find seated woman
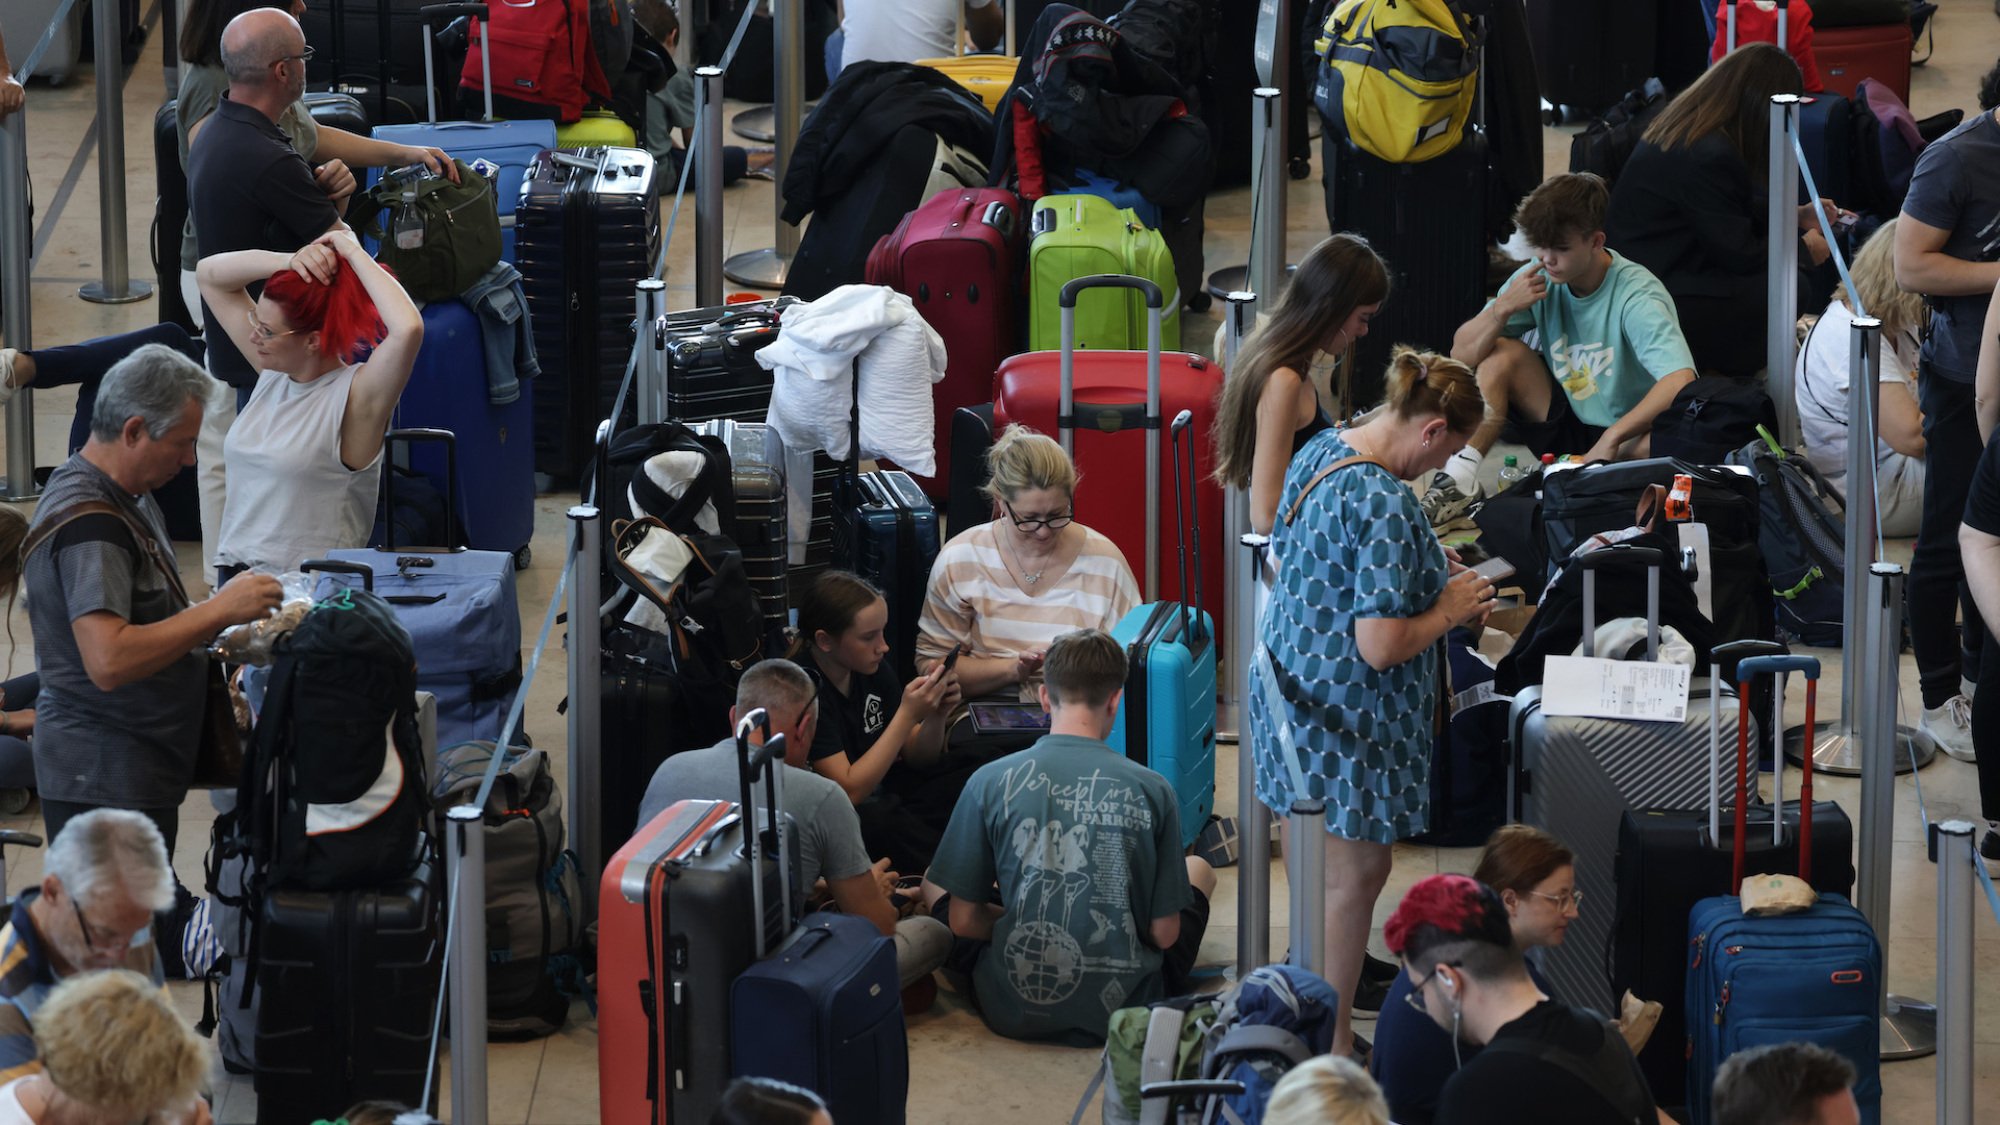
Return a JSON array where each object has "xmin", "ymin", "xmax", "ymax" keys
[
  {"xmin": 1369, "ymin": 825, "xmax": 1574, "ymax": 1125},
  {"xmin": 1605, "ymin": 43, "xmax": 1841, "ymax": 377},
  {"xmin": 1212, "ymin": 233, "xmax": 1389, "ymax": 534},
  {"xmin": 792, "ymin": 570, "xmax": 961, "ymax": 870},
  {"xmin": 1796, "ymin": 219, "xmax": 1927, "ymax": 537},
  {"xmin": 0, "ymin": 969, "xmax": 211, "ymax": 1124},
  {"xmin": 197, "ymin": 229, "xmax": 422, "ymax": 581},
  {"xmin": 914, "ymin": 424, "xmax": 1140, "ymax": 699}
]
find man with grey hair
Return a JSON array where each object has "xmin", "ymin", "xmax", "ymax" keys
[
  {"xmin": 185, "ymin": 5, "xmax": 349, "ymax": 582},
  {"xmin": 636, "ymin": 660, "xmax": 952, "ymax": 994},
  {"xmin": 23, "ymin": 344, "xmax": 280, "ymax": 857},
  {"xmin": 0, "ymin": 809, "xmax": 174, "ymax": 1082}
]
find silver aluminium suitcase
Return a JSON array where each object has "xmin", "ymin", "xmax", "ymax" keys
[{"xmin": 1507, "ymin": 543, "xmax": 1753, "ymax": 1014}]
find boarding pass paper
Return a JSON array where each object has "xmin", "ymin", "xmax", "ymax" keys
[{"xmin": 1540, "ymin": 656, "xmax": 1693, "ymax": 723}]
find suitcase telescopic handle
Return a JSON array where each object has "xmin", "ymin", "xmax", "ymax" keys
[
  {"xmin": 1708, "ymin": 639, "xmax": 1790, "ymax": 846},
  {"xmin": 381, "ymin": 428, "xmax": 462, "ymax": 554},
  {"xmin": 301, "ymin": 558, "xmax": 375, "ymax": 592},
  {"xmin": 1167, "ymin": 409, "xmax": 1206, "ymax": 640},
  {"xmin": 1726, "ymin": 654, "xmax": 1822, "ymax": 893},
  {"xmin": 1058, "ymin": 273, "xmax": 1165, "ymax": 597},
  {"xmin": 1575, "ymin": 545, "xmax": 1661, "ymax": 660},
  {"xmin": 416, "ymin": 3, "xmax": 493, "ymax": 122},
  {"xmin": 733, "ymin": 708, "xmax": 793, "ymax": 957}
]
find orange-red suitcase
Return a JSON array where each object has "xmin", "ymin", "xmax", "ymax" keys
[{"xmin": 1814, "ymin": 22, "xmax": 1912, "ymax": 101}]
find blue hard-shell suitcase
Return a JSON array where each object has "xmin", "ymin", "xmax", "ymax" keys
[
  {"xmin": 730, "ymin": 911, "xmax": 908, "ymax": 1125},
  {"xmin": 1107, "ymin": 408, "xmax": 1216, "ymax": 850},
  {"xmin": 322, "ymin": 432, "xmax": 523, "ymax": 752},
  {"xmin": 1062, "ymin": 168, "xmax": 1163, "ymax": 230},
  {"xmin": 834, "ymin": 469, "xmax": 942, "ymax": 686},
  {"xmin": 393, "ymin": 299, "xmax": 537, "ymax": 564},
  {"xmin": 1684, "ymin": 893, "xmax": 1882, "ymax": 1124}
]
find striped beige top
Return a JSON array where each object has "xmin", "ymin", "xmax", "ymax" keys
[{"xmin": 915, "ymin": 520, "xmax": 1142, "ymax": 701}]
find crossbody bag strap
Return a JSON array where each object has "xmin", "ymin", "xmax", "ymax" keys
[
  {"xmin": 1281, "ymin": 455, "xmax": 1393, "ymax": 527},
  {"xmin": 23, "ymin": 500, "xmax": 192, "ymax": 608}
]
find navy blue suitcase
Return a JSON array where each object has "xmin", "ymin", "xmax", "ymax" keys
[
  {"xmin": 730, "ymin": 911, "xmax": 908, "ymax": 1125},
  {"xmin": 392, "ymin": 300, "xmax": 537, "ymax": 565},
  {"xmin": 834, "ymin": 470, "xmax": 942, "ymax": 685},
  {"xmin": 1107, "ymin": 409, "xmax": 1216, "ymax": 850}
]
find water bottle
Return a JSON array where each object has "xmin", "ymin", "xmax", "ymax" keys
[
  {"xmin": 393, "ymin": 186, "xmax": 425, "ymax": 251},
  {"xmin": 1497, "ymin": 454, "xmax": 1525, "ymax": 489}
]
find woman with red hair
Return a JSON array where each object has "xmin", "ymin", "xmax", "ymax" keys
[{"xmin": 196, "ymin": 229, "xmax": 422, "ymax": 580}]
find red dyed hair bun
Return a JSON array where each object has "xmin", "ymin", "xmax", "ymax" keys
[
  {"xmin": 261, "ymin": 261, "xmax": 390, "ymax": 365},
  {"xmin": 1383, "ymin": 874, "xmax": 1511, "ymax": 957}
]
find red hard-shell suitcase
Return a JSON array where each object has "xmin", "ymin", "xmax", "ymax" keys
[
  {"xmin": 1813, "ymin": 22, "xmax": 1912, "ymax": 101},
  {"xmin": 992, "ymin": 276, "xmax": 1225, "ymax": 636},
  {"xmin": 598, "ymin": 719, "xmax": 797, "ymax": 1125},
  {"xmin": 866, "ymin": 186, "xmax": 1024, "ymax": 500}
]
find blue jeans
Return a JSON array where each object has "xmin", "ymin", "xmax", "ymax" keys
[{"xmin": 824, "ymin": 28, "xmax": 844, "ymax": 85}]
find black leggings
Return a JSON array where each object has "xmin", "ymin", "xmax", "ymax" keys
[
  {"xmin": 1910, "ymin": 372, "xmax": 1983, "ymax": 709},
  {"xmin": 24, "ymin": 324, "xmax": 203, "ymax": 453}
]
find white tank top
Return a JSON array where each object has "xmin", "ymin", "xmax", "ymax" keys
[{"xmin": 216, "ymin": 363, "xmax": 382, "ymax": 571}]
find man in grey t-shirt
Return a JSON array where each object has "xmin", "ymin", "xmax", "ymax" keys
[
  {"xmin": 636, "ymin": 660, "xmax": 949, "ymax": 989},
  {"xmin": 23, "ymin": 345, "xmax": 281, "ymax": 854}
]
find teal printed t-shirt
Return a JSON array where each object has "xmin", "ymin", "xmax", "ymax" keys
[
  {"xmin": 928, "ymin": 734, "xmax": 1192, "ymax": 1046},
  {"xmin": 1486, "ymin": 250, "xmax": 1696, "ymax": 427}
]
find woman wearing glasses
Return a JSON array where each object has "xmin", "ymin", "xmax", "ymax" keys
[
  {"xmin": 914, "ymin": 424, "xmax": 1140, "ymax": 700},
  {"xmin": 1369, "ymin": 825, "xmax": 1576, "ymax": 1125},
  {"xmin": 196, "ymin": 229, "xmax": 422, "ymax": 582}
]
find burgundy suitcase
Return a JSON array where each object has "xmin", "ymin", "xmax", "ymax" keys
[
  {"xmin": 992, "ymin": 275, "xmax": 1225, "ymax": 636},
  {"xmin": 1813, "ymin": 22, "xmax": 1912, "ymax": 101},
  {"xmin": 865, "ymin": 186, "xmax": 1024, "ymax": 500}
]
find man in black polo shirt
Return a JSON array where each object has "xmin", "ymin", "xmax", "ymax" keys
[{"xmin": 185, "ymin": 6, "xmax": 348, "ymax": 585}]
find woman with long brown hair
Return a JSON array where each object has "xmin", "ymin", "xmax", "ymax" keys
[
  {"xmin": 1605, "ymin": 43, "xmax": 1843, "ymax": 376},
  {"xmin": 1213, "ymin": 233, "xmax": 1389, "ymax": 534}
]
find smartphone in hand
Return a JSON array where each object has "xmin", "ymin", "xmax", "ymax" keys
[{"xmin": 1471, "ymin": 556, "xmax": 1517, "ymax": 584}]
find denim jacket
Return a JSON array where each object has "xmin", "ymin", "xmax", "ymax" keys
[{"xmin": 458, "ymin": 261, "xmax": 540, "ymax": 405}]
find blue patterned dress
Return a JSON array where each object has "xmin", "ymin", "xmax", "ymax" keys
[{"xmin": 1246, "ymin": 430, "xmax": 1447, "ymax": 843}]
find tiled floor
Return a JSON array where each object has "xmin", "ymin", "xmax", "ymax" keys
[{"xmin": 3, "ymin": 4, "xmax": 1999, "ymax": 1122}]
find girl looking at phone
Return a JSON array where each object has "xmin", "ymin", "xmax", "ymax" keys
[{"xmin": 791, "ymin": 571, "xmax": 962, "ymax": 805}]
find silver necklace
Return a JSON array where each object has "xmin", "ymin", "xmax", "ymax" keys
[{"xmin": 1006, "ymin": 529, "xmax": 1049, "ymax": 585}]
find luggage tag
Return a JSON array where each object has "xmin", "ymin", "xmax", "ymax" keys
[{"xmin": 1540, "ymin": 655, "xmax": 1693, "ymax": 723}]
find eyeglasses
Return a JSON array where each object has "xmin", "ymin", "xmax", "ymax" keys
[
  {"xmin": 1525, "ymin": 888, "xmax": 1584, "ymax": 912},
  {"xmin": 1002, "ymin": 500, "xmax": 1073, "ymax": 532},
  {"xmin": 247, "ymin": 309, "xmax": 304, "ymax": 344},
  {"xmin": 273, "ymin": 44, "xmax": 315, "ymax": 67},
  {"xmin": 1403, "ymin": 961, "xmax": 1462, "ymax": 1015},
  {"xmin": 68, "ymin": 894, "xmax": 140, "ymax": 956}
]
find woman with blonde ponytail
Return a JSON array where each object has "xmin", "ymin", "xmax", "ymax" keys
[
  {"xmin": 1246, "ymin": 348, "xmax": 1494, "ymax": 1062},
  {"xmin": 1213, "ymin": 234, "xmax": 1389, "ymax": 533}
]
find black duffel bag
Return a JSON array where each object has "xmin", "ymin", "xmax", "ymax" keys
[{"xmin": 1649, "ymin": 376, "xmax": 1778, "ymax": 465}]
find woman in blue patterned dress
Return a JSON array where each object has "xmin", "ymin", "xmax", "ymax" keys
[{"xmin": 1247, "ymin": 346, "xmax": 1493, "ymax": 1059}]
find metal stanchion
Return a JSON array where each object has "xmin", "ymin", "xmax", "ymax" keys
[
  {"xmin": 0, "ymin": 111, "xmax": 37, "ymax": 500},
  {"xmin": 1854, "ymin": 563, "xmax": 1937, "ymax": 1058},
  {"xmin": 1004, "ymin": 0, "xmax": 1016, "ymax": 56},
  {"xmin": 695, "ymin": 67, "xmax": 726, "ymax": 307},
  {"xmin": 161, "ymin": 0, "xmax": 181, "ymax": 96},
  {"xmin": 1787, "ymin": 318, "xmax": 1929, "ymax": 774},
  {"xmin": 79, "ymin": 0, "xmax": 151, "ymax": 305},
  {"xmin": 1218, "ymin": 290, "xmax": 1259, "ymax": 746},
  {"xmin": 567, "ymin": 501, "xmax": 604, "ymax": 909},
  {"xmin": 444, "ymin": 805, "xmax": 488, "ymax": 1125},
  {"xmin": 1934, "ymin": 819, "xmax": 1975, "ymax": 1124},
  {"xmin": 635, "ymin": 280, "xmax": 666, "ymax": 424},
  {"xmin": 1286, "ymin": 798, "xmax": 1324, "ymax": 978},
  {"xmin": 723, "ymin": 0, "xmax": 802, "ymax": 287},
  {"xmin": 1235, "ymin": 534, "xmax": 1272, "ymax": 980},
  {"xmin": 1764, "ymin": 94, "xmax": 1802, "ymax": 446},
  {"xmin": 1206, "ymin": 88, "xmax": 1293, "ymax": 300}
]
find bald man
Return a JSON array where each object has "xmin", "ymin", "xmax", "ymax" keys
[{"xmin": 184, "ymin": 8, "xmax": 347, "ymax": 588}]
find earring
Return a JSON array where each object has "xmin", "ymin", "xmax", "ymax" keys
[{"xmin": 1422, "ymin": 436, "xmax": 1432, "ymax": 448}]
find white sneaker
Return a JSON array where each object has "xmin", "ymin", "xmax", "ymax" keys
[
  {"xmin": 0, "ymin": 349, "xmax": 19, "ymax": 408},
  {"xmin": 1921, "ymin": 694, "xmax": 1977, "ymax": 763}
]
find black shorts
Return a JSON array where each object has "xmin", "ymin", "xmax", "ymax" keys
[
  {"xmin": 930, "ymin": 887, "xmax": 1212, "ymax": 997},
  {"xmin": 1500, "ymin": 367, "xmax": 1608, "ymax": 460}
]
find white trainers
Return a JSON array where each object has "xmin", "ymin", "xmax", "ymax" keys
[
  {"xmin": 1921, "ymin": 694, "xmax": 1977, "ymax": 763},
  {"xmin": 0, "ymin": 349, "xmax": 19, "ymax": 408},
  {"xmin": 1419, "ymin": 471, "xmax": 1483, "ymax": 528}
]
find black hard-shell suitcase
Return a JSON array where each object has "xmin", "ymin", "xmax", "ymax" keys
[
  {"xmin": 692, "ymin": 418, "xmax": 792, "ymax": 650},
  {"xmin": 1613, "ymin": 642, "xmax": 1856, "ymax": 1109},
  {"xmin": 835, "ymin": 470, "xmax": 942, "ymax": 685},
  {"xmin": 251, "ymin": 858, "xmax": 443, "ymax": 1125},
  {"xmin": 1323, "ymin": 130, "xmax": 1488, "ymax": 411},
  {"xmin": 782, "ymin": 122, "xmax": 950, "ymax": 303},
  {"xmin": 303, "ymin": 0, "xmax": 444, "ymax": 125},
  {"xmin": 1527, "ymin": 0, "xmax": 1660, "ymax": 114},
  {"xmin": 946, "ymin": 403, "xmax": 996, "ymax": 535},
  {"xmin": 517, "ymin": 145, "xmax": 661, "ymax": 482}
]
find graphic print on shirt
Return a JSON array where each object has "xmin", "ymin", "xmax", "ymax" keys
[
  {"xmin": 863, "ymin": 693, "xmax": 886, "ymax": 737},
  {"xmin": 997, "ymin": 756, "xmax": 1156, "ymax": 1015},
  {"xmin": 1550, "ymin": 335, "xmax": 1615, "ymax": 402}
]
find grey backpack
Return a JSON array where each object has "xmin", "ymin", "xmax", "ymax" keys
[{"xmin": 434, "ymin": 742, "xmax": 585, "ymax": 1038}]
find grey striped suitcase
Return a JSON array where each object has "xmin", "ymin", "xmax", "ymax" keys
[{"xmin": 1505, "ymin": 544, "xmax": 1754, "ymax": 1014}]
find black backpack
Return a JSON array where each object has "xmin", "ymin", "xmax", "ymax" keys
[
  {"xmin": 224, "ymin": 582, "xmax": 431, "ymax": 895},
  {"xmin": 1648, "ymin": 376, "xmax": 1778, "ymax": 466},
  {"xmin": 1568, "ymin": 78, "xmax": 1668, "ymax": 190},
  {"xmin": 1726, "ymin": 436, "xmax": 1846, "ymax": 647}
]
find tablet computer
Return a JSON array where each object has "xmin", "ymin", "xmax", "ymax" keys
[{"xmin": 967, "ymin": 702, "xmax": 1051, "ymax": 736}]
